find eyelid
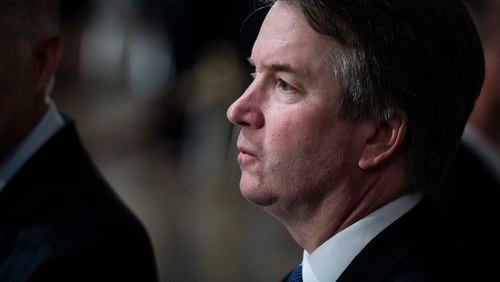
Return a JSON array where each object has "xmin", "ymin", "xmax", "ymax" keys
[
  {"xmin": 248, "ymin": 69, "xmax": 304, "ymax": 94},
  {"xmin": 277, "ymin": 78, "xmax": 299, "ymax": 93},
  {"xmin": 280, "ymin": 75, "xmax": 304, "ymax": 90}
]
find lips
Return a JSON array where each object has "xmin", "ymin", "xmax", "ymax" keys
[
  {"xmin": 236, "ymin": 133, "xmax": 259, "ymax": 164},
  {"xmin": 238, "ymin": 146, "xmax": 256, "ymax": 157},
  {"xmin": 236, "ymin": 143, "xmax": 259, "ymax": 165}
]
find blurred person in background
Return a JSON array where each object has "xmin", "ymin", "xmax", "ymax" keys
[
  {"xmin": 0, "ymin": 1, "xmax": 157, "ymax": 281},
  {"xmin": 227, "ymin": 0, "xmax": 484, "ymax": 281},
  {"xmin": 436, "ymin": 0, "xmax": 500, "ymax": 280},
  {"xmin": 51, "ymin": 0, "xmax": 296, "ymax": 280}
]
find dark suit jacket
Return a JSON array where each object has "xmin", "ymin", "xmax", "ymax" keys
[
  {"xmin": 284, "ymin": 198, "xmax": 474, "ymax": 281},
  {"xmin": 337, "ymin": 198, "xmax": 474, "ymax": 281},
  {"xmin": 0, "ymin": 122, "xmax": 158, "ymax": 282},
  {"xmin": 435, "ymin": 143, "xmax": 500, "ymax": 281}
]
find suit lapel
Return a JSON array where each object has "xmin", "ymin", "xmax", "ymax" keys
[
  {"xmin": 337, "ymin": 199, "xmax": 430, "ymax": 282},
  {"xmin": 0, "ymin": 122, "xmax": 81, "ymax": 264}
]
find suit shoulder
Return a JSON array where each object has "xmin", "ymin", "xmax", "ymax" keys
[{"xmin": 339, "ymin": 199, "xmax": 475, "ymax": 282}]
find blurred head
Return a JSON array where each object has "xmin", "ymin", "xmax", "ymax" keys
[{"xmin": 0, "ymin": 0, "xmax": 63, "ymax": 162}]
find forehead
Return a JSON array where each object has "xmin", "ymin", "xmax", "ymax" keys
[{"xmin": 251, "ymin": 1, "xmax": 337, "ymax": 74}]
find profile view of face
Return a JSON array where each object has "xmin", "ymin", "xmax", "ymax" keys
[{"xmin": 227, "ymin": 2, "xmax": 367, "ymax": 216}]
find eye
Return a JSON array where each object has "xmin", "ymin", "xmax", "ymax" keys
[{"xmin": 277, "ymin": 78, "xmax": 297, "ymax": 93}]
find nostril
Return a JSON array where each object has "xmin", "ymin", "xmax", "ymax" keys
[
  {"xmin": 227, "ymin": 104, "xmax": 253, "ymax": 127},
  {"xmin": 227, "ymin": 94, "xmax": 263, "ymax": 128},
  {"xmin": 236, "ymin": 121, "xmax": 251, "ymax": 127},
  {"xmin": 227, "ymin": 101, "xmax": 250, "ymax": 127}
]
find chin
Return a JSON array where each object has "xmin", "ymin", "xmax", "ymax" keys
[{"xmin": 240, "ymin": 178, "xmax": 278, "ymax": 207}]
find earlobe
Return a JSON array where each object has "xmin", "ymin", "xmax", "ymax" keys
[
  {"xmin": 35, "ymin": 34, "xmax": 64, "ymax": 96},
  {"xmin": 358, "ymin": 113, "xmax": 407, "ymax": 170}
]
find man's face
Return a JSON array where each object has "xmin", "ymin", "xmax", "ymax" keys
[{"xmin": 227, "ymin": 2, "xmax": 368, "ymax": 217}]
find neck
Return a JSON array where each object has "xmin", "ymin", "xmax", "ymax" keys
[{"xmin": 282, "ymin": 166, "xmax": 404, "ymax": 253}]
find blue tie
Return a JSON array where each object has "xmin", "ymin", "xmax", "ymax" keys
[{"xmin": 287, "ymin": 263, "xmax": 302, "ymax": 282}]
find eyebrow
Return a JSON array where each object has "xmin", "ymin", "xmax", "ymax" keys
[{"xmin": 247, "ymin": 57, "xmax": 306, "ymax": 77}]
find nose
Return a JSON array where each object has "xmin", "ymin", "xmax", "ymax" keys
[{"xmin": 226, "ymin": 86, "xmax": 264, "ymax": 129}]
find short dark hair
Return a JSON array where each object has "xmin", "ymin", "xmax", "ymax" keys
[
  {"xmin": 262, "ymin": 0, "xmax": 484, "ymax": 193},
  {"xmin": 0, "ymin": 0, "xmax": 59, "ymax": 40}
]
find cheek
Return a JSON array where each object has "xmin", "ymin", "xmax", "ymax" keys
[
  {"xmin": 264, "ymin": 109, "xmax": 346, "ymax": 174},
  {"xmin": 262, "ymin": 129, "xmax": 347, "ymax": 200}
]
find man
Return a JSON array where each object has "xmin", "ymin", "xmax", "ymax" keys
[
  {"xmin": 436, "ymin": 0, "xmax": 500, "ymax": 280},
  {"xmin": 227, "ymin": 0, "xmax": 484, "ymax": 281},
  {"xmin": 0, "ymin": 1, "xmax": 158, "ymax": 281}
]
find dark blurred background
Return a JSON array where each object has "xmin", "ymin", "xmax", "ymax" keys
[{"xmin": 55, "ymin": 1, "xmax": 300, "ymax": 281}]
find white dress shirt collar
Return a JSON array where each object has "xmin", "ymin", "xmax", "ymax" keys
[
  {"xmin": 0, "ymin": 101, "xmax": 65, "ymax": 192},
  {"xmin": 302, "ymin": 191, "xmax": 423, "ymax": 282},
  {"xmin": 462, "ymin": 125, "xmax": 500, "ymax": 183}
]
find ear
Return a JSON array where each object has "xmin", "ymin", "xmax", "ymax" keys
[
  {"xmin": 34, "ymin": 34, "xmax": 64, "ymax": 96},
  {"xmin": 358, "ymin": 113, "xmax": 407, "ymax": 170}
]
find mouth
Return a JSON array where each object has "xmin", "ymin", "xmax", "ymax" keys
[
  {"xmin": 238, "ymin": 147, "xmax": 255, "ymax": 157},
  {"xmin": 237, "ymin": 145, "xmax": 258, "ymax": 164}
]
